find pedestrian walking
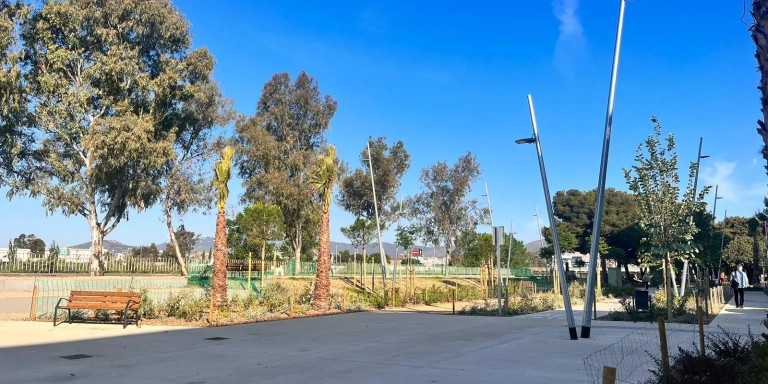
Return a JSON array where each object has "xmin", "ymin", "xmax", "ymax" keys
[{"xmin": 731, "ymin": 264, "xmax": 749, "ymax": 308}]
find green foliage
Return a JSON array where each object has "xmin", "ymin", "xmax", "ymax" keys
[
  {"xmin": 601, "ymin": 284, "xmax": 634, "ymax": 298},
  {"xmin": 644, "ymin": 328, "xmax": 768, "ymax": 384},
  {"xmin": 236, "ymin": 203, "xmax": 285, "ymax": 249},
  {"xmin": 395, "ymin": 224, "xmax": 418, "ymax": 253},
  {"xmin": 3, "ymin": 0, "xmax": 222, "ymax": 274},
  {"xmin": 12, "ymin": 233, "xmax": 45, "ymax": 257},
  {"xmin": 340, "ymin": 218, "xmax": 376, "ymax": 254},
  {"xmin": 459, "ymin": 232, "xmax": 494, "ymax": 267},
  {"xmin": 236, "ymin": 72, "xmax": 336, "ymax": 268},
  {"xmin": 400, "ymin": 257, "xmax": 422, "ymax": 265},
  {"xmin": 261, "ymin": 283, "xmax": 290, "ymax": 313},
  {"xmin": 623, "ymin": 117, "xmax": 708, "ymax": 266},
  {"xmin": 410, "ymin": 152, "xmax": 483, "ymax": 251},
  {"xmin": 338, "ymin": 137, "xmax": 410, "ymax": 224},
  {"xmin": 724, "ymin": 235, "xmax": 755, "ymax": 267},
  {"xmin": 540, "ymin": 224, "xmax": 579, "ymax": 260}
]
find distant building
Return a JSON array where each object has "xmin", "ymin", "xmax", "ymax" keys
[
  {"xmin": 58, "ymin": 248, "xmax": 92, "ymax": 263},
  {"xmin": 0, "ymin": 248, "xmax": 33, "ymax": 262}
]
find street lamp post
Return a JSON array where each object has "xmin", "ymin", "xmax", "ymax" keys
[
  {"xmin": 680, "ymin": 138, "xmax": 709, "ymax": 296},
  {"xmin": 516, "ymin": 94, "xmax": 578, "ymax": 340},
  {"xmin": 711, "ymin": 185, "xmax": 723, "ymax": 277},
  {"xmin": 582, "ymin": 0, "xmax": 627, "ymax": 339}
]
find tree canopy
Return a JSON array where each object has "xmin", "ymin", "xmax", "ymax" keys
[
  {"xmin": 236, "ymin": 71, "xmax": 336, "ymax": 273},
  {"xmin": 2, "ymin": 0, "xmax": 224, "ymax": 275}
]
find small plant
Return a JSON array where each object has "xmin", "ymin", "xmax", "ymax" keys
[{"xmin": 261, "ymin": 283, "xmax": 290, "ymax": 313}]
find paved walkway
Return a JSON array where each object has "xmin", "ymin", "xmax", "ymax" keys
[{"xmin": 0, "ymin": 292, "xmax": 765, "ymax": 384}]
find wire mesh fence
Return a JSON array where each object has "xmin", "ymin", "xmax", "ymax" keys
[
  {"xmin": 584, "ymin": 287, "xmax": 763, "ymax": 384},
  {"xmin": 32, "ymin": 277, "xmax": 191, "ymax": 318}
]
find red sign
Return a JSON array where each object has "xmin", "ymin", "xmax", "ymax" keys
[{"xmin": 411, "ymin": 248, "xmax": 422, "ymax": 257}]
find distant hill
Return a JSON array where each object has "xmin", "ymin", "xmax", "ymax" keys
[
  {"xmin": 72, "ymin": 236, "xmax": 216, "ymax": 254},
  {"xmin": 524, "ymin": 239, "xmax": 546, "ymax": 254},
  {"xmin": 71, "ymin": 239, "xmax": 135, "ymax": 254},
  {"xmin": 329, "ymin": 241, "xmax": 448, "ymax": 259}
]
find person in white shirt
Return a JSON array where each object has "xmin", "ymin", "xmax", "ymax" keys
[{"xmin": 731, "ymin": 264, "xmax": 749, "ymax": 308}]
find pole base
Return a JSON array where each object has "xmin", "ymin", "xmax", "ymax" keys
[
  {"xmin": 581, "ymin": 326, "xmax": 591, "ymax": 338},
  {"xmin": 569, "ymin": 327, "xmax": 578, "ymax": 340}
]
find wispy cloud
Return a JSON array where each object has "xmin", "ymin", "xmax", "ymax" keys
[
  {"xmin": 552, "ymin": 0, "xmax": 587, "ymax": 75},
  {"xmin": 700, "ymin": 160, "xmax": 766, "ymax": 214}
]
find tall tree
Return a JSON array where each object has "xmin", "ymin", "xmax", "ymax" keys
[
  {"xmin": 311, "ymin": 146, "xmax": 338, "ymax": 310},
  {"xmin": 0, "ymin": 1, "xmax": 30, "ymax": 184},
  {"xmin": 236, "ymin": 72, "xmax": 337, "ymax": 274},
  {"xmin": 161, "ymin": 75, "xmax": 231, "ymax": 277},
  {"xmin": 212, "ymin": 146, "xmax": 234, "ymax": 309},
  {"xmin": 338, "ymin": 137, "xmax": 410, "ymax": 223},
  {"xmin": 3, "ymin": 0, "xmax": 218, "ymax": 275},
  {"xmin": 410, "ymin": 152, "xmax": 484, "ymax": 267},
  {"xmin": 236, "ymin": 203, "xmax": 285, "ymax": 269},
  {"xmin": 623, "ymin": 117, "xmax": 708, "ymax": 318}
]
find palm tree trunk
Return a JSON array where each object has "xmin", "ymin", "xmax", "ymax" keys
[
  {"xmin": 212, "ymin": 209, "xmax": 228, "ymax": 309},
  {"xmin": 752, "ymin": 1, "xmax": 768, "ymax": 166},
  {"xmin": 164, "ymin": 197, "xmax": 189, "ymax": 277},
  {"xmin": 313, "ymin": 209, "xmax": 331, "ymax": 310}
]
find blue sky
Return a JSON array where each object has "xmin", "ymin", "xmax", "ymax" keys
[{"xmin": 2, "ymin": 0, "xmax": 766, "ymax": 249}]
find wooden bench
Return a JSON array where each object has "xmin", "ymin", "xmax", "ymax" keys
[
  {"xmin": 54, "ymin": 290, "xmax": 142, "ymax": 328},
  {"xmin": 199, "ymin": 262, "xmax": 267, "ymax": 278}
]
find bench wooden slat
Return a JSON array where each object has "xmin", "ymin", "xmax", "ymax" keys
[
  {"xmin": 69, "ymin": 291, "xmax": 141, "ymax": 297},
  {"xmin": 69, "ymin": 296, "xmax": 140, "ymax": 304},
  {"xmin": 61, "ymin": 303, "xmax": 140, "ymax": 311}
]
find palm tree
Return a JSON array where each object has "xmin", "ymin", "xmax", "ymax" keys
[
  {"xmin": 212, "ymin": 146, "xmax": 234, "ymax": 309},
  {"xmin": 311, "ymin": 146, "xmax": 338, "ymax": 310},
  {"xmin": 753, "ymin": 1, "xmax": 768, "ymax": 172}
]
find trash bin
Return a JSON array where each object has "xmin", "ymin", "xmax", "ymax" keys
[{"xmin": 634, "ymin": 289, "xmax": 649, "ymax": 310}]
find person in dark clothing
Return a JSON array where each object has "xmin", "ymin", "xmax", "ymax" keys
[{"xmin": 731, "ymin": 264, "xmax": 749, "ymax": 308}]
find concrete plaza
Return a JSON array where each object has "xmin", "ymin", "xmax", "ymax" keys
[{"xmin": 0, "ymin": 292, "xmax": 766, "ymax": 384}]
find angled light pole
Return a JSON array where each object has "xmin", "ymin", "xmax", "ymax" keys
[
  {"xmin": 710, "ymin": 185, "xmax": 722, "ymax": 278},
  {"xmin": 680, "ymin": 138, "xmax": 708, "ymax": 296},
  {"xmin": 716, "ymin": 210, "xmax": 728, "ymax": 287},
  {"xmin": 367, "ymin": 141, "xmax": 388, "ymax": 288},
  {"xmin": 581, "ymin": 0, "xmax": 627, "ymax": 339},
  {"xmin": 516, "ymin": 94, "xmax": 577, "ymax": 340}
]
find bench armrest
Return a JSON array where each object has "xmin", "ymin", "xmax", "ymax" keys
[{"xmin": 55, "ymin": 297, "xmax": 70, "ymax": 308}]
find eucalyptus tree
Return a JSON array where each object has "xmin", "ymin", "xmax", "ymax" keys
[
  {"xmin": 410, "ymin": 152, "xmax": 484, "ymax": 267},
  {"xmin": 623, "ymin": 117, "xmax": 708, "ymax": 318},
  {"xmin": 0, "ymin": 1, "xmax": 29, "ymax": 183},
  {"xmin": 751, "ymin": 1, "xmax": 768, "ymax": 174},
  {"xmin": 161, "ymin": 79, "xmax": 231, "ymax": 276},
  {"xmin": 3, "ymin": 0, "xmax": 219, "ymax": 275},
  {"xmin": 338, "ymin": 137, "xmax": 410, "ymax": 267},
  {"xmin": 236, "ymin": 72, "xmax": 337, "ymax": 274}
]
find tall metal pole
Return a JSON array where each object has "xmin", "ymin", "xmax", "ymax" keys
[
  {"xmin": 393, "ymin": 197, "xmax": 402, "ymax": 287},
  {"xmin": 484, "ymin": 182, "xmax": 494, "ymax": 227},
  {"xmin": 495, "ymin": 226, "xmax": 504, "ymax": 316},
  {"xmin": 716, "ymin": 210, "xmax": 727, "ymax": 284},
  {"xmin": 534, "ymin": 206, "xmax": 549, "ymax": 285},
  {"xmin": 581, "ymin": 0, "xmax": 627, "ymax": 338},
  {"xmin": 507, "ymin": 221, "xmax": 514, "ymax": 278},
  {"xmin": 527, "ymin": 94, "xmax": 578, "ymax": 340},
  {"xmin": 681, "ymin": 137, "xmax": 705, "ymax": 296},
  {"xmin": 367, "ymin": 141, "xmax": 388, "ymax": 287}
]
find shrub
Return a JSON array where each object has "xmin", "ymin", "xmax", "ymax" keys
[
  {"xmin": 261, "ymin": 283, "xmax": 290, "ymax": 313},
  {"xmin": 602, "ymin": 284, "xmax": 634, "ymax": 298}
]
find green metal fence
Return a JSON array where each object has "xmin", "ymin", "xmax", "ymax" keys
[{"xmin": 1, "ymin": 257, "xmax": 183, "ymax": 274}]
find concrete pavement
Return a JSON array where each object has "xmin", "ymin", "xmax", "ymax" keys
[{"xmin": 0, "ymin": 292, "xmax": 765, "ymax": 384}]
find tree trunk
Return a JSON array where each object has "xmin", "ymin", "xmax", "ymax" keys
[
  {"xmin": 88, "ymin": 220, "xmax": 105, "ymax": 276},
  {"xmin": 165, "ymin": 198, "xmax": 189, "ymax": 277},
  {"xmin": 600, "ymin": 256, "xmax": 608, "ymax": 286},
  {"xmin": 313, "ymin": 209, "xmax": 331, "ymax": 310},
  {"xmin": 212, "ymin": 209, "xmax": 228, "ymax": 309},
  {"xmin": 361, "ymin": 234, "xmax": 368, "ymax": 289},
  {"xmin": 665, "ymin": 252, "xmax": 673, "ymax": 320},
  {"xmin": 261, "ymin": 240, "xmax": 267, "ymax": 272},
  {"xmin": 293, "ymin": 223, "xmax": 302, "ymax": 275}
]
